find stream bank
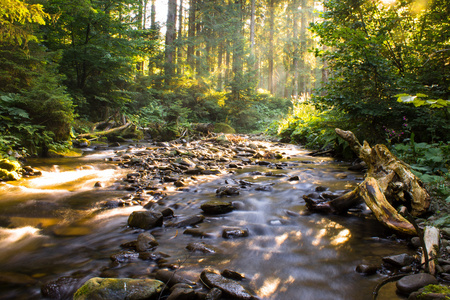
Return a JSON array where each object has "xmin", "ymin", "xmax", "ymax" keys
[{"xmin": 0, "ymin": 134, "xmax": 443, "ymax": 299}]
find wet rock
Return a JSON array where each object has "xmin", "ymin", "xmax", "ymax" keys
[
  {"xmin": 136, "ymin": 232, "xmax": 159, "ymax": 252},
  {"xmin": 315, "ymin": 186, "xmax": 327, "ymax": 192},
  {"xmin": 156, "ymin": 206, "xmax": 175, "ymax": 218},
  {"xmin": 127, "ymin": 211, "xmax": 163, "ymax": 229},
  {"xmin": 221, "ymin": 269, "xmax": 245, "ymax": 281},
  {"xmin": 355, "ymin": 264, "xmax": 378, "ymax": 275},
  {"xmin": 41, "ymin": 275, "xmax": 84, "ymax": 299},
  {"xmin": 396, "ymin": 273, "xmax": 438, "ymax": 295},
  {"xmin": 255, "ymin": 185, "xmax": 273, "ymax": 191},
  {"xmin": 205, "ymin": 287, "xmax": 222, "ymax": 300},
  {"xmin": 94, "ymin": 181, "xmax": 103, "ymax": 188},
  {"xmin": 288, "ymin": 175, "xmax": 300, "ymax": 181},
  {"xmin": 167, "ymin": 287, "xmax": 196, "ymax": 300},
  {"xmin": 73, "ymin": 277, "xmax": 164, "ymax": 300},
  {"xmin": 186, "ymin": 242, "xmax": 216, "ymax": 253},
  {"xmin": 410, "ymin": 237, "xmax": 422, "ymax": 249},
  {"xmin": 409, "ymin": 288, "xmax": 450, "ymax": 300},
  {"xmin": 167, "ymin": 215, "xmax": 205, "ymax": 228},
  {"xmin": 216, "ymin": 186, "xmax": 240, "ymax": 196},
  {"xmin": 201, "ymin": 201, "xmax": 234, "ymax": 215},
  {"xmin": 155, "ymin": 270, "xmax": 196, "ymax": 288},
  {"xmin": 110, "ymin": 251, "xmax": 139, "ymax": 263},
  {"xmin": 120, "ymin": 240, "xmax": 137, "ymax": 250},
  {"xmin": 184, "ymin": 229, "xmax": 214, "ymax": 238},
  {"xmin": 222, "ymin": 228, "xmax": 249, "ymax": 239},
  {"xmin": 382, "ymin": 253, "xmax": 415, "ymax": 268},
  {"xmin": 200, "ymin": 270, "xmax": 255, "ymax": 300}
]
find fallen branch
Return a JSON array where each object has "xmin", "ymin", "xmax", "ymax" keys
[{"xmin": 77, "ymin": 122, "xmax": 132, "ymax": 139}]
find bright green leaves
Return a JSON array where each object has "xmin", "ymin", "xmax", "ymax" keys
[
  {"xmin": 396, "ymin": 93, "xmax": 450, "ymax": 108},
  {"xmin": 0, "ymin": 0, "xmax": 49, "ymax": 46}
]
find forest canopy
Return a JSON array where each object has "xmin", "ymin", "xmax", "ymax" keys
[{"xmin": 0, "ymin": 0, "xmax": 448, "ymax": 160}]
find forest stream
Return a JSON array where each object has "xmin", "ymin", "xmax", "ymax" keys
[{"xmin": 0, "ymin": 136, "xmax": 414, "ymax": 299}]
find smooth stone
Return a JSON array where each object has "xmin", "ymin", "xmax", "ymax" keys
[
  {"xmin": 216, "ymin": 186, "xmax": 240, "ymax": 196},
  {"xmin": 355, "ymin": 264, "xmax": 378, "ymax": 275},
  {"xmin": 382, "ymin": 253, "xmax": 415, "ymax": 267},
  {"xmin": 396, "ymin": 273, "xmax": 438, "ymax": 295},
  {"xmin": 200, "ymin": 270, "xmax": 254, "ymax": 300},
  {"xmin": 127, "ymin": 211, "xmax": 163, "ymax": 229},
  {"xmin": 201, "ymin": 201, "xmax": 234, "ymax": 215},
  {"xmin": 186, "ymin": 242, "xmax": 216, "ymax": 253},
  {"xmin": 222, "ymin": 228, "xmax": 249, "ymax": 239},
  {"xmin": 221, "ymin": 269, "xmax": 245, "ymax": 281},
  {"xmin": 136, "ymin": 232, "xmax": 159, "ymax": 252},
  {"xmin": 205, "ymin": 287, "xmax": 222, "ymax": 300},
  {"xmin": 73, "ymin": 277, "xmax": 164, "ymax": 300}
]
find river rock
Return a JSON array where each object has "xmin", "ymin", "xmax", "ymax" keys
[
  {"xmin": 216, "ymin": 186, "xmax": 240, "ymax": 196},
  {"xmin": 73, "ymin": 277, "xmax": 164, "ymax": 300},
  {"xmin": 136, "ymin": 232, "xmax": 159, "ymax": 252},
  {"xmin": 409, "ymin": 286, "xmax": 450, "ymax": 300},
  {"xmin": 41, "ymin": 275, "xmax": 83, "ymax": 299},
  {"xmin": 201, "ymin": 201, "xmax": 234, "ymax": 214},
  {"xmin": 184, "ymin": 229, "xmax": 214, "ymax": 238},
  {"xmin": 200, "ymin": 270, "xmax": 255, "ymax": 300},
  {"xmin": 396, "ymin": 273, "xmax": 438, "ymax": 295},
  {"xmin": 382, "ymin": 253, "xmax": 415, "ymax": 267},
  {"xmin": 110, "ymin": 251, "xmax": 139, "ymax": 263},
  {"xmin": 127, "ymin": 211, "xmax": 163, "ymax": 229},
  {"xmin": 186, "ymin": 242, "xmax": 216, "ymax": 253},
  {"xmin": 355, "ymin": 264, "xmax": 378, "ymax": 275},
  {"xmin": 222, "ymin": 228, "xmax": 249, "ymax": 239},
  {"xmin": 205, "ymin": 287, "xmax": 223, "ymax": 300},
  {"xmin": 221, "ymin": 269, "xmax": 245, "ymax": 281}
]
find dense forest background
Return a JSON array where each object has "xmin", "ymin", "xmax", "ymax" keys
[{"xmin": 0, "ymin": 0, "xmax": 449, "ymax": 191}]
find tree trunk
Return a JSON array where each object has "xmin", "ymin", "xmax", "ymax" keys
[
  {"xmin": 187, "ymin": 0, "xmax": 196, "ymax": 72},
  {"xmin": 176, "ymin": 0, "xmax": 183, "ymax": 75},
  {"xmin": 165, "ymin": 0, "xmax": 177, "ymax": 81},
  {"xmin": 308, "ymin": 128, "xmax": 431, "ymax": 236},
  {"xmin": 268, "ymin": 0, "xmax": 275, "ymax": 94}
]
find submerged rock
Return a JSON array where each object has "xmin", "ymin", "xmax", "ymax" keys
[
  {"xmin": 382, "ymin": 253, "xmax": 415, "ymax": 268},
  {"xmin": 200, "ymin": 270, "xmax": 255, "ymax": 300},
  {"xmin": 186, "ymin": 242, "xmax": 216, "ymax": 253},
  {"xmin": 136, "ymin": 232, "xmax": 159, "ymax": 252},
  {"xmin": 73, "ymin": 277, "xmax": 164, "ymax": 300}
]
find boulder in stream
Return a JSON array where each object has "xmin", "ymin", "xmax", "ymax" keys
[
  {"xmin": 127, "ymin": 211, "xmax": 163, "ymax": 229},
  {"xmin": 200, "ymin": 270, "xmax": 256, "ymax": 300},
  {"xmin": 73, "ymin": 277, "xmax": 164, "ymax": 300},
  {"xmin": 396, "ymin": 273, "xmax": 438, "ymax": 295},
  {"xmin": 201, "ymin": 201, "xmax": 234, "ymax": 215}
]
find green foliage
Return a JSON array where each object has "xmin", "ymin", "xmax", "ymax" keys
[{"xmin": 310, "ymin": 0, "xmax": 450, "ymax": 143}]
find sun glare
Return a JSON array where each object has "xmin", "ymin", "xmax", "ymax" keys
[{"xmin": 380, "ymin": 0, "xmax": 396, "ymax": 5}]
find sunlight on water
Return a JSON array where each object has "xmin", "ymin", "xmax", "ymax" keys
[{"xmin": 0, "ymin": 226, "xmax": 47, "ymax": 263}]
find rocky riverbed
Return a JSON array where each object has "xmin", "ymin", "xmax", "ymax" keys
[{"xmin": 2, "ymin": 133, "xmax": 450, "ymax": 299}]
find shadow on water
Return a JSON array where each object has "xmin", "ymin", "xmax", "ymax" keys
[{"xmin": 0, "ymin": 143, "xmax": 410, "ymax": 299}]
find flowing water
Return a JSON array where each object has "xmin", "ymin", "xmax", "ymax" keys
[{"xmin": 0, "ymin": 142, "xmax": 411, "ymax": 299}]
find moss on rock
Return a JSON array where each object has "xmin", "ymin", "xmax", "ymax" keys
[
  {"xmin": 0, "ymin": 159, "xmax": 21, "ymax": 181},
  {"xmin": 214, "ymin": 123, "xmax": 236, "ymax": 134}
]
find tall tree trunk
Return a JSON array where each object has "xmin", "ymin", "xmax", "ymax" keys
[
  {"xmin": 299, "ymin": 0, "xmax": 307, "ymax": 94},
  {"xmin": 292, "ymin": 0, "xmax": 300, "ymax": 99},
  {"xmin": 268, "ymin": 0, "xmax": 275, "ymax": 94},
  {"xmin": 150, "ymin": 0, "xmax": 156, "ymax": 30},
  {"xmin": 217, "ymin": 41, "xmax": 224, "ymax": 90},
  {"xmin": 187, "ymin": 0, "xmax": 196, "ymax": 72},
  {"xmin": 165, "ymin": 0, "xmax": 177, "ymax": 81},
  {"xmin": 250, "ymin": 0, "xmax": 255, "ymax": 53},
  {"xmin": 176, "ymin": 0, "xmax": 183, "ymax": 74}
]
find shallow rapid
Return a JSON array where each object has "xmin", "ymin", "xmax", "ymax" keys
[{"xmin": 0, "ymin": 140, "xmax": 410, "ymax": 299}]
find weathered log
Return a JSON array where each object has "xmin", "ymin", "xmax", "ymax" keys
[
  {"xmin": 309, "ymin": 128, "xmax": 431, "ymax": 235},
  {"xmin": 77, "ymin": 122, "xmax": 132, "ymax": 139},
  {"xmin": 422, "ymin": 226, "xmax": 440, "ymax": 275}
]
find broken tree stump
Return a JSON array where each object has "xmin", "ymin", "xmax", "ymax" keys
[{"xmin": 309, "ymin": 128, "xmax": 431, "ymax": 235}]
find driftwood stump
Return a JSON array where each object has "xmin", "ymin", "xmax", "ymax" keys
[{"xmin": 309, "ymin": 128, "xmax": 431, "ymax": 235}]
